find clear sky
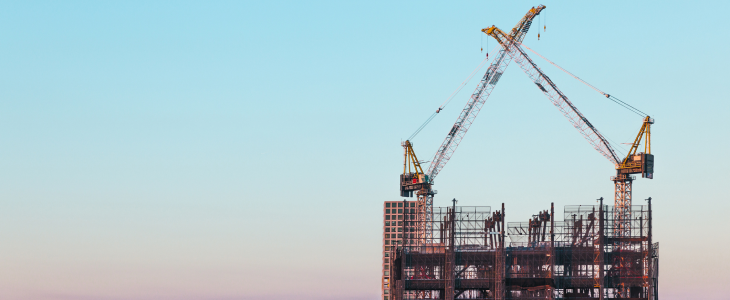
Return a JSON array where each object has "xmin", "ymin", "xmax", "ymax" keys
[{"xmin": 1, "ymin": 1, "xmax": 728, "ymax": 300}]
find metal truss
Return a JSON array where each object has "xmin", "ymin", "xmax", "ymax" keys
[
  {"xmin": 391, "ymin": 203, "xmax": 657, "ymax": 300},
  {"xmin": 426, "ymin": 6, "xmax": 544, "ymax": 183},
  {"xmin": 486, "ymin": 26, "xmax": 620, "ymax": 166},
  {"xmin": 426, "ymin": 46, "xmax": 513, "ymax": 183},
  {"xmin": 612, "ymin": 177, "xmax": 633, "ymax": 246}
]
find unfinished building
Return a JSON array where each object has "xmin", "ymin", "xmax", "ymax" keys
[{"xmin": 387, "ymin": 199, "xmax": 658, "ymax": 300}]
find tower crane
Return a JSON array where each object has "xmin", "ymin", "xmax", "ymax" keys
[
  {"xmin": 484, "ymin": 22, "xmax": 654, "ymax": 297},
  {"xmin": 400, "ymin": 5, "xmax": 546, "ymax": 244},
  {"xmin": 483, "ymin": 24, "xmax": 654, "ymax": 240}
]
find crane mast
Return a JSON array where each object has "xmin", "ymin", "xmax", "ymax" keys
[{"xmin": 402, "ymin": 5, "xmax": 546, "ymax": 246}]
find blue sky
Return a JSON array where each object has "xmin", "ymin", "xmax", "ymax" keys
[{"xmin": 1, "ymin": 1, "xmax": 728, "ymax": 299}]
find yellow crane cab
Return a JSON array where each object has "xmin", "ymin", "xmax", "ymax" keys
[
  {"xmin": 400, "ymin": 140, "xmax": 431, "ymax": 197},
  {"xmin": 616, "ymin": 117, "xmax": 654, "ymax": 179}
]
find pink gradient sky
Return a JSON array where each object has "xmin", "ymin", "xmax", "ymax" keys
[{"xmin": 1, "ymin": 1, "xmax": 728, "ymax": 299}]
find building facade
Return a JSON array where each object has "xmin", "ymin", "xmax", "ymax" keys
[{"xmin": 383, "ymin": 200, "xmax": 416, "ymax": 300}]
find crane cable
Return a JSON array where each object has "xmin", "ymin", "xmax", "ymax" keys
[
  {"xmin": 512, "ymin": 40, "xmax": 644, "ymax": 156},
  {"xmin": 516, "ymin": 41, "xmax": 649, "ymax": 117},
  {"xmin": 510, "ymin": 40, "xmax": 644, "ymax": 156},
  {"xmin": 408, "ymin": 45, "xmax": 499, "ymax": 141}
]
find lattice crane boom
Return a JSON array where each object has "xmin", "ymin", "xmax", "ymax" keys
[
  {"xmin": 486, "ymin": 25, "xmax": 656, "ymax": 297},
  {"xmin": 484, "ymin": 25, "xmax": 621, "ymax": 166},
  {"xmin": 425, "ymin": 5, "xmax": 546, "ymax": 182},
  {"xmin": 402, "ymin": 6, "xmax": 546, "ymax": 248}
]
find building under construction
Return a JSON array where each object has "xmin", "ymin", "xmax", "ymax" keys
[
  {"xmin": 386, "ymin": 199, "xmax": 658, "ymax": 300},
  {"xmin": 388, "ymin": 4, "xmax": 660, "ymax": 300}
]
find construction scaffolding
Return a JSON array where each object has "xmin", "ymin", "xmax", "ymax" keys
[{"xmin": 388, "ymin": 200, "xmax": 658, "ymax": 300}]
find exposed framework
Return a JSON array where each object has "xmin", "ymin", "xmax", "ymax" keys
[
  {"xmin": 389, "ymin": 201, "xmax": 658, "ymax": 300},
  {"xmin": 390, "ymin": 205, "xmax": 504, "ymax": 300}
]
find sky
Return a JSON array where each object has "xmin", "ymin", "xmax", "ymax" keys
[{"xmin": 0, "ymin": 1, "xmax": 728, "ymax": 299}]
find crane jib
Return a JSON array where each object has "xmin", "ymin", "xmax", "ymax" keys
[
  {"xmin": 426, "ymin": 49, "xmax": 513, "ymax": 180},
  {"xmin": 403, "ymin": 4, "xmax": 547, "ymax": 251},
  {"xmin": 426, "ymin": 6, "xmax": 545, "ymax": 182},
  {"xmin": 491, "ymin": 27, "xmax": 621, "ymax": 165}
]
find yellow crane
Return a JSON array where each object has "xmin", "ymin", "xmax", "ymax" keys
[
  {"xmin": 400, "ymin": 5, "xmax": 546, "ymax": 249},
  {"xmin": 484, "ymin": 24, "xmax": 654, "ymax": 201},
  {"xmin": 484, "ymin": 21, "xmax": 654, "ymax": 298}
]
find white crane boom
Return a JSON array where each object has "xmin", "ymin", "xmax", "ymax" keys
[{"xmin": 411, "ymin": 6, "xmax": 546, "ymax": 245}]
